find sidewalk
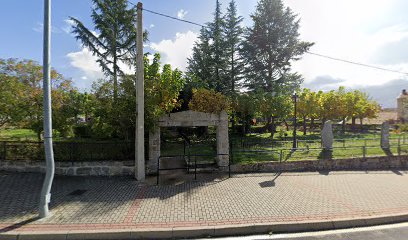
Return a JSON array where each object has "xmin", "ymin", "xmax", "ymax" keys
[{"xmin": 1, "ymin": 170, "xmax": 408, "ymax": 239}]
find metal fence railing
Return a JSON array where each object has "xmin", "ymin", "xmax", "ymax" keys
[
  {"xmin": 0, "ymin": 141, "xmax": 134, "ymax": 162},
  {"xmin": 232, "ymin": 135, "xmax": 408, "ymax": 151},
  {"xmin": 230, "ymin": 144, "xmax": 408, "ymax": 164},
  {"xmin": 156, "ymin": 153, "xmax": 230, "ymax": 185}
]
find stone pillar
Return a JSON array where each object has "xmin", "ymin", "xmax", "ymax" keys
[
  {"xmin": 381, "ymin": 122, "xmax": 390, "ymax": 149},
  {"xmin": 148, "ymin": 129, "xmax": 160, "ymax": 174},
  {"xmin": 216, "ymin": 111, "xmax": 229, "ymax": 168},
  {"xmin": 397, "ymin": 90, "xmax": 408, "ymax": 122},
  {"xmin": 321, "ymin": 120, "xmax": 333, "ymax": 150}
]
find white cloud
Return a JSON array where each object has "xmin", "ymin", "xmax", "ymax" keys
[
  {"xmin": 177, "ymin": 9, "xmax": 188, "ymax": 19},
  {"xmin": 149, "ymin": 24, "xmax": 155, "ymax": 29},
  {"xmin": 284, "ymin": 0, "xmax": 408, "ymax": 90},
  {"xmin": 67, "ymin": 48, "xmax": 104, "ymax": 82},
  {"xmin": 62, "ymin": 19, "xmax": 75, "ymax": 34},
  {"xmin": 67, "ymin": 46, "xmax": 135, "ymax": 84},
  {"xmin": 150, "ymin": 31, "xmax": 198, "ymax": 71}
]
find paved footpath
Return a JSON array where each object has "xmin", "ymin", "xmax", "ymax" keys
[{"xmin": 1, "ymin": 170, "xmax": 408, "ymax": 239}]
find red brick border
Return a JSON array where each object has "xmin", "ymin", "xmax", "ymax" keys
[
  {"xmin": 123, "ymin": 186, "xmax": 146, "ymax": 223},
  {"xmin": 1, "ymin": 208, "xmax": 408, "ymax": 233}
]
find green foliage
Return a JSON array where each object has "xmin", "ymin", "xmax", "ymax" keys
[
  {"xmin": 297, "ymin": 88, "xmax": 320, "ymax": 119},
  {"xmin": 88, "ymin": 53, "xmax": 185, "ymax": 138},
  {"xmin": 145, "ymin": 53, "xmax": 186, "ymax": 130},
  {"xmin": 223, "ymin": 0, "xmax": 244, "ymax": 96},
  {"xmin": 296, "ymin": 87, "xmax": 381, "ymax": 132},
  {"xmin": 188, "ymin": 0, "xmax": 232, "ymax": 95},
  {"xmin": 0, "ymin": 73, "xmax": 25, "ymax": 128},
  {"xmin": 241, "ymin": 0, "xmax": 313, "ymax": 93},
  {"xmin": 256, "ymin": 92, "xmax": 293, "ymax": 120},
  {"xmin": 70, "ymin": 0, "xmax": 146, "ymax": 100},
  {"xmin": 188, "ymin": 88, "xmax": 230, "ymax": 114},
  {"xmin": 0, "ymin": 58, "xmax": 75, "ymax": 140}
]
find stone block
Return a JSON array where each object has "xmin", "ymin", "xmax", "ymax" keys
[
  {"xmin": 321, "ymin": 121, "xmax": 333, "ymax": 150},
  {"xmin": 67, "ymin": 168, "xmax": 76, "ymax": 176},
  {"xmin": 122, "ymin": 167, "xmax": 134, "ymax": 175}
]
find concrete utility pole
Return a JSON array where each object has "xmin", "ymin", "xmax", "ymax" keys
[
  {"xmin": 135, "ymin": 2, "xmax": 145, "ymax": 181},
  {"xmin": 39, "ymin": 0, "xmax": 55, "ymax": 218}
]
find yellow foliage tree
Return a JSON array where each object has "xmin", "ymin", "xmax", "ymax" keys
[{"xmin": 188, "ymin": 88, "xmax": 230, "ymax": 114}]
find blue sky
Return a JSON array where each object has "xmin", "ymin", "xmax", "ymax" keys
[{"xmin": 1, "ymin": 0, "xmax": 408, "ymax": 107}]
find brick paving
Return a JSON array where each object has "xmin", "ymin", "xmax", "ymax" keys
[{"xmin": 1, "ymin": 170, "xmax": 408, "ymax": 233}]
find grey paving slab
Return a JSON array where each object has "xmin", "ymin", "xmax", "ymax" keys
[{"xmin": 1, "ymin": 170, "xmax": 408, "ymax": 236}]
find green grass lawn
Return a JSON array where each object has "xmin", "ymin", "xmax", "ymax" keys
[
  {"xmin": 0, "ymin": 129, "xmax": 38, "ymax": 141},
  {"xmin": 3, "ymin": 128, "xmax": 408, "ymax": 165},
  {"xmin": 162, "ymin": 131, "xmax": 408, "ymax": 165}
]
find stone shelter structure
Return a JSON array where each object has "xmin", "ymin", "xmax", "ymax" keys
[{"xmin": 148, "ymin": 110, "xmax": 229, "ymax": 174}]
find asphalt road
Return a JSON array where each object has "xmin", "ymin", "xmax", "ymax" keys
[{"xmin": 203, "ymin": 222, "xmax": 408, "ymax": 240}]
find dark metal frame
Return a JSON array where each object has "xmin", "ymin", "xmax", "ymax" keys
[{"xmin": 156, "ymin": 153, "xmax": 230, "ymax": 185}]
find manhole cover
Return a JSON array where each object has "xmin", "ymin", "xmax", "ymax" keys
[{"xmin": 68, "ymin": 189, "xmax": 88, "ymax": 196}]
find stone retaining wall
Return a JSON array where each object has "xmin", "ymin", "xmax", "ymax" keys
[
  {"xmin": 0, "ymin": 160, "xmax": 134, "ymax": 176},
  {"xmin": 2, "ymin": 155, "xmax": 408, "ymax": 176},
  {"xmin": 231, "ymin": 155, "xmax": 408, "ymax": 173}
]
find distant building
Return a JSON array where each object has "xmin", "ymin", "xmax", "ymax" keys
[{"xmin": 397, "ymin": 89, "xmax": 408, "ymax": 122}]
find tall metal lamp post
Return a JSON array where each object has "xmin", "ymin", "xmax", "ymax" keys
[
  {"xmin": 39, "ymin": 0, "xmax": 55, "ymax": 218},
  {"xmin": 292, "ymin": 91, "xmax": 298, "ymax": 149}
]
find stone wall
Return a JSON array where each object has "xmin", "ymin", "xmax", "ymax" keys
[
  {"xmin": 2, "ymin": 155, "xmax": 408, "ymax": 177},
  {"xmin": 0, "ymin": 160, "xmax": 134, "ymax": 176},
  {"xmin": 231, "ymin": 155, "xmax": 408, "ymax": 173}
]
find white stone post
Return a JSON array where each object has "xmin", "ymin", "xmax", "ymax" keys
[
  {"xmin": 148, "ymin": 129, "xmax": 161, "ymax": 174},
  {"xmin": 216, "ymin": 111, "xmax": 229, "ymax": 168},
  {"xmin": 321, "ymin": 120, "xmax": 333, "ymax": 150},
  {"xmin": 381, "ymin": 122, "xmax": 390, "ymax": 149},
  {"xmin": 135, "ymin": 2, "xmax": 145, "ymax": 180}
]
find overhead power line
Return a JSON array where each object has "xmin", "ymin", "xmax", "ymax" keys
[
  {"xmin": 130, "ymin": 2, "xmax": 408, "ymax": 76},
  {"xmin": 129, "ymin": 2, "xmax": 207, "ymax": 28},
  {"xmin": 306, "ymin": 52, "xmax": 408, "ymax": 75}
]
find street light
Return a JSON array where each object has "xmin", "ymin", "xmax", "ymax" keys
[
  {"xmin": 39, "ymin": 0, "xmax": 55, "ymax": 218},
  {"xmin": 292, "ymin": 91, "xmax": 298, "ymax": 149}
]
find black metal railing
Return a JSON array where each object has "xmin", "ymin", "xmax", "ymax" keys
[
  {"xmin": 156, "ymin": 153, "xmax": 230, "ymax": 185},
  {"xmin": 232, "ymin": 135, "xmax": 408, "ymax": 151},
  {"xmin": 0, "ymin": 141, "xmax": 134, "ymax": 162},
  {"xmin": 231, "ymin": 143, "xmax": 408, "ymax": 164}
]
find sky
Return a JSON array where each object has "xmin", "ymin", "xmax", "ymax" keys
[{"xmin": 1, "ymin": 0, "xmax": 408, "ymax": 108}]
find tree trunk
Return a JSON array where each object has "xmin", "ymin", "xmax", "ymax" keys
[
  {"xmin": 231, "ymin": 114, "xmax": 235, "ymax": 134},
  {"xmin": 37, "ymin": 130, "xmax": 41, "ymax": 141},
  {"xmin": 283, "ymin": 120, "xmax": 289, "ymax": 131},
  {"xmin": 303, "ymin": 116, "xmax": 307, "ymax": 135},
  {"xmin": 360, "ymin": 118, "xmax": 364, "ymax": 132},
  {"xmin": 113, "ymin": 56, "xmax": 118, "ymax": 102},
  {"xmin": 266, "ymin": 116, "xmax": 276, "ymax": 139},
  {"xmin": 351, "ymin": 117, "xmax": 356, "ymax": 132},
  {"xmin": 310, "ymin": 118, "xmax": 315, "ymax": 131},
  {"xmin": 342, "ymin": 117, "xmax": 346, "ymax": 134},
  {"xmin": 113, "ymin": 27, "xmax": 118, "ymax": 102}
]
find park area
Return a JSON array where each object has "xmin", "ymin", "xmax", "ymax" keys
[{"xmin": 2, "ymin": 116, "xmax": 408, "ymax": 168}]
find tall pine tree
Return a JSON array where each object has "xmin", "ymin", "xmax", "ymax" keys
[
  {"xmin": 70, "ymin": 0, "xmax": 144, "ymax": 101},
  {"xmin": 187, "ymin": 27, "xmax": 213, "ymax": 89},
  {"xmin": 208, "ymin": 0, "xmax": 227, "ymax": 93},
  {"xmin": 188, "ymin": 0, "xmax": 229, "ymax": 95},
  {"xmin": 241, "ymin": 0, "xmax": 313, "ymax": 94},
  {"xmin": 223, "ymin": 0, "xmax": 244, "ymax": 96}
]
